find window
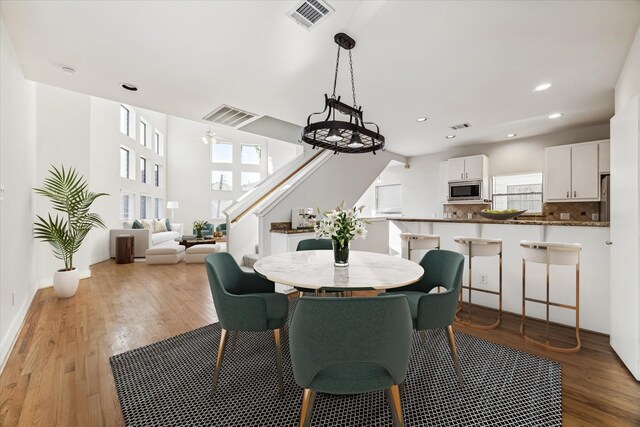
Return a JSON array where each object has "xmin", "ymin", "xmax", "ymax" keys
[
  {"xmin": 140, "ymin": 157, "xmax": 147, "ymax": 183},
  {"xmin": 154, "ymin": 164, "xmax": 160, "ymax": 187},
  {"xmin": 139, "ymin": 119, "xmax": 147, "ymax": 147},
  {"xmin": 211, "ymin": 170, "xmax": 233, "ymax": 191},
  {"xmin": 376, "ymin": 184, "xmax": 402, "ymax": 215},
  {"xmin": 241, "ymin": 144, "xmax": 261, "ymax": 165},
  {"xmin": 140, "ymin": 195, "xmax": 151, "ymax": 219},
  {"xmin": 120, "ymin": 147, "xmax": 130, "ymax": 178},
  {"xmin": 120, "ymin": 105, "xmax": 130, "ymax": 136},
  {"xmin": 212, "ymin": 200, "xmax": 233, "ymax": 219},
  {"xmin": 120, "ymin": 193, "xmax": 134, "ymax": 220},
  {"xmin": 154, "ymin": 131, "xmax": 163, "ymax": 155},
  {"xmin": 241, "ymin": 171, "xmax": 261, "ymax": 191},
  {"xmin": 212, "ymin": 143, "xmax": 233, "ymax": 163},
  {"xmin": 154, "ymin": 197, "xmax": 164, "ymax": 219},
  {"xmin": 492, "ymin": 172, "xmax": 543, "ymax": 213}
]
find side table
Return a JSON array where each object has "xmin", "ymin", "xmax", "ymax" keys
[{"xmin": 115, "ymin": 235, "xmax": 134, "ymax": 264}]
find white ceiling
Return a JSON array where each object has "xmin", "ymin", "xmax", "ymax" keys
[{"xmin": 2, "ymin": 0, "xmax": 639, "ymax": 156}]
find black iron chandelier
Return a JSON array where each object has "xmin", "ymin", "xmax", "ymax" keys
[{"xmin": 301, "ymin": 33, "xmax": 385, "ymax": 155}]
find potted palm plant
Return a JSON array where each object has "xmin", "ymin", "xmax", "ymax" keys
[{"xmin": 33, "ymin": 165, "xmax": 108, "ymax": 298}]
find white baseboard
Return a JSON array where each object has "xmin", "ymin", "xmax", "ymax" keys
[
  {"xmin": 0, "ymin": 286, "xmax": 36, "ymax": 375},
  {"xmin": 36, "ymin": 268, "xmax": 91, "ymax": 289}
]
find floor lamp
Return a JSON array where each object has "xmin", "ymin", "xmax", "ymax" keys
[{"xmin": 166, "ymin": 201, "xmax": 179, "ymax": 222}]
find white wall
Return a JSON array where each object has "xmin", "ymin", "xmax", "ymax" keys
[
  {"xmin": 615, "ymin": 24, "xmax": 640, "ymax": 113},
  {"xmin": 364, "ymin": 123, "xmax": 610, "ymax": 218},
  {"xmin": 0, "ymin": 15, "xmax": 37, "ymax": 368}
]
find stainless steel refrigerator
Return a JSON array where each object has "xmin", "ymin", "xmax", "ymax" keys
[{"xmin": 599, "ymin": 175, "xmax": 610, "ymax": 221}]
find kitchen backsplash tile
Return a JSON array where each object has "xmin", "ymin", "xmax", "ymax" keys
[{"xmin": 443, "ymin": 202, "xmax": 601, "ymax": 221}]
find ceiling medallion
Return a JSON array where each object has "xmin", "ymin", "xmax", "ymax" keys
[{"xmin": 301, "ymin": 33, "xmax": 385, "ymax": 155}]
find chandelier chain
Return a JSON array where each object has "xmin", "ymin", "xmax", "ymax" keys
[
  {"xmin": 349, "ymin": 50, "xmax": 357, "ymax": 109},
  {"xmin": 332, "ymin": 46, "xmax": 341, "ymax": 99}
]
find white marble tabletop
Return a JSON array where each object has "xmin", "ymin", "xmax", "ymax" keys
[{"xmin": 253, "ymin": 250, "xmax": 424, "ymax": 290}]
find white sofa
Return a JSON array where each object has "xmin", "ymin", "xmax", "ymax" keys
[{"xmin": 110, "ymin": 221, "xmax": 183, "ymax": 258}]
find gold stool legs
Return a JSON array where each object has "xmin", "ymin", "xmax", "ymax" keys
[
  {"xmin": 455, "ymin": 242, "xmax": 502, "ymax": 330},
  {"xmin": 520, "ymin": 252, "xmax": 581, "ymax": 353}
]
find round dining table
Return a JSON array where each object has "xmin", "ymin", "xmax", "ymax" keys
[{"xmin": 253, "ymin": 250, "xmax": 424, "ymax": 293}]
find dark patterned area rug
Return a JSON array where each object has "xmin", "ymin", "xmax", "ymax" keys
[{"xmin": 110, "ymin": 301, "xmax": 562, "ymax": 426}]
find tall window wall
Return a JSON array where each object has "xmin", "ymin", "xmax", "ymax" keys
[{"xmin": 119, "ymin": 103, "xmax": 166, "ymax": 221}]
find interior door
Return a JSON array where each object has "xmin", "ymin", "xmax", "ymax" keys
[
  {"xmin": 571, "ymin": 143, "xmax": 599, "ymax": 199},
  {"xmin": 545, "ymin": 145, "xmax": 571, "ymax": 200},
  {"xmin": 464, "ymin": 156, "xmax": 483, "ymax": 181},
  {"xmin": 610, "ymin": 94, "xmax": 639, "ymax": 380},
  {"xmin": 447, "ymin": 158, "xmax": 465, "ymax": 181}
]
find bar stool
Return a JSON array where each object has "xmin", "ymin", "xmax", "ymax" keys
[
  {"xmin": 520, "ymin": 240, "xmax": 582, "ymax": 353},
  {"xmin": 453, "ymin": 236, "xmax": 503, "ymax": 330},
  {"xmin": 400, "ymin": 233, "xmax": 440, "ymax": 261}
]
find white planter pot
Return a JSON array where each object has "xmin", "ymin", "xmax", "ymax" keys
[{"xmin": 53, "ymin": 268, "xmax": 79, "ymax": 298}]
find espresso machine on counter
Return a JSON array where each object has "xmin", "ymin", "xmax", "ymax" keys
[{"xmin": 291, "ymin": 208, "xmax": 316, "ymax": 229}]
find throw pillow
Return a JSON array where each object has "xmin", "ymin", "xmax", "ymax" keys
[
  {"xmin": 165, "ymin": 218, "xmax": 172, "ymax": 231},
  {"xmin": 153, "ymin": 218, "xmax": 168, "ymax": 233},
  {"xmin": 132, "ymin": 219, "xmax": 143, "ymax": 229},
  {"xmin": 141, "ymin": 219, "xmax": 154, "ymax": 230}
]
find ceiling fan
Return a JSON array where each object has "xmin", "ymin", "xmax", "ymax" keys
[{"xmin": 201, "ymin": 126, "xmax": 231, "ymax": 144}]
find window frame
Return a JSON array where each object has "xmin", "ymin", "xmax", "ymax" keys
[
  {"xmin": 211, "ymin": 170, "xmax": 233, "ymax": 191},
  {"xmin": 120, "ymin": 105, "xmax": 131, "ymax": 136},
  {"xmin": 211, "ymin": 142, "xmax": 233, "ymax": 164},
  {"xmin": 120, "ymin": 147, "xmax": 130, "ymax": 179},
  {"xmin": 375, "ymin": 183, "xmax": 403, "ymax": 215},
  {"xmin": 140, "ymin": 156, "xmax": 147, "ymax": 183},
  {"xmin": 491, "ymin": 172, "xmax": 544, "ymax": 215},
  {"xmin": 154, "ymin": 164, "xmax": 160, "ymax": 187},
  {"xmin": 139, "ymin": 118, "xmax": 148, "ymax": 147},
  {"xmin": 240, "ymin": 144, "xmax": 262, "ymax": 165},
  {"xmin": 120, "ymin": 192, "xmax": 135, "ymax": 221},
  {"xmin": 154, "ymin": 130, "xmax": 163, "ymax": 156}
]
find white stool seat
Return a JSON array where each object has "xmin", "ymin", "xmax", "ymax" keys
[
  {"xmin": 400, "ymin": 233, "xmax": 440, "ymax": 250},
  {"xmin": 454, "ymin": 236, "xmax": 502, "ymax": 257},
  {"xmin": 186, "ymin": 244, "xmax": 221, "ymax": 264},
  {"xmin": 520, "ymin": 240, "xmax": 581, "ymax": 266}
]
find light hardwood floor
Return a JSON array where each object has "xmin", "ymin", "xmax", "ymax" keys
[{"xmin": 0, "ymin": 260, "xmax": 638, "ymax": 426}]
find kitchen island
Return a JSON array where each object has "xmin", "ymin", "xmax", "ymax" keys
[{"xmin": 393, "ymin": 218, "xmax": 610, "ymax": 334}]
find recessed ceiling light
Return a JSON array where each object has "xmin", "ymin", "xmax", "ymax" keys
[
  {"xmin": 533, "ymin": 83, "xmax": 552, "ymax": 92},
  {"xmin": 445, "ymin": 135, "xmax": 456, "ymax": 139},
  {"xmin": 121, "ymin": 83, "xmax": 138, "ymax": 92},
  {"xmin": 548, "ymin": 112, "xmax": 564, "ymax": 119},
  {"xmin": 506, "ymin": 133, "xmax": 517, "ymax": 138},
  {"xmin": 61, "ymin": 66, "xmax": 77, "ymax": 75},
  {"xmin": 416, "ymin": 117, "xmax": 428, "ymax": 122}
]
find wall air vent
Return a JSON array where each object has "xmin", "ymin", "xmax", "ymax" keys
[
  {"xmin": 287, "ymin": 0, "xmax": 334, "ymax": 30},
  {"xmin": 450, "ymin": 122, "xmax": 472, "ymax": 130},
  {"xmin": 203, "ymin": 105, "xmax": 259, "ymax": 128}
]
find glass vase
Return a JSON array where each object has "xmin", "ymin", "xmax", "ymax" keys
[
  {"xmin": 196, "ymin": 229, "xmax": 203, "ymax": 239},
  {"xmin": 332, "ymin": 240, "xmax": 350, "ymax": 267}
]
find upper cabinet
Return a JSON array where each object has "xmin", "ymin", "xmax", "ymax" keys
[
  {"xmin": 599, "ymin": 141, "xmax": 610, "ymax": 174},
  {"xmin": 545, "ymin": 140, "xmax": 607, "ymax": 202},
  {"xmin": 448, "ymin": 154, "xmax": 488, "ymax": 182}
]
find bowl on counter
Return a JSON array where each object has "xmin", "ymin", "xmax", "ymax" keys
[{"xmin": 477, "ymin": 209, "xmax": 527, "ymax": 220}]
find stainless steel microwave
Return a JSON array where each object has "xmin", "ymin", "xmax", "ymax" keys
[{"xmin": 448, "ymin": 180, "xmax": 483, "ymax": 201}]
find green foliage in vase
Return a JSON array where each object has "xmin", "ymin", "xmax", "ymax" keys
[{"xmin": 33, "ymin": 165, "xmax": 109, "ymax": 271}]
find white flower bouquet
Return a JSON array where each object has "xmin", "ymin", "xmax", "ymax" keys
[{"xmin": 315, "ymin": 202, "xmax": 368, "ymax": 266}]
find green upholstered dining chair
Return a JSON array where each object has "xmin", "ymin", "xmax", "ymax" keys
[
  {"xmin": 204, "ymin": 252, "xmax": 288, "ymax": 396},
  {"xmin": 295, "ymin": 238, "xmax": 334, "ymax": 297},
  {"xmin": 382, "ymin": 249, "xmax": 465, "ymax": 385},
  {"xmin": 289, "ymin": 296, "xmax": 413, "ymax": 427}
]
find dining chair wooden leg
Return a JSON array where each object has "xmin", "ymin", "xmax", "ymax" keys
[
  {"xmin": 299, "ymin": 388, "xmax": 316, "ymax": 427},
  {"xmin": 385, "ymin": 384, "xmax": 404, "ymax": 427},
  {"xmin": 211, "ymin": 328, "xmax": 229, "ymax": 396},
  {"xmin": 445, "ymin": 325, "xmax": 463, "ymax": 385},
  {"xmin": 274, "ymin": 328, "xmax": 284, "ymax": 394}
]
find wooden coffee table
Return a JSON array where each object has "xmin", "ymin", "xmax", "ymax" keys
[{"xmin": 179, "ymin": 236, "xmax": 227, "ymax": 249}]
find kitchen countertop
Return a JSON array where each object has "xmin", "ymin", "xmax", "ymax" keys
[
  {"xmin": 393, "ymin": 218, "xmax": 610, "ymax": 227},
  {"xmin": 270, "ymin": 228, "xmax": 316, "ymax": 234}
]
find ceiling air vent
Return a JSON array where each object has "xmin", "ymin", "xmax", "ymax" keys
[
  {"xmin": 450, "ymin": 122, "xmax": 471, "ymax": 130},
  {"xmin": 203, "ymin": 105, "xmax": 259, "ymax": 128},
  {"xmin": 287, "ymin": 0, "xmax": 334, "ymax": 30}
]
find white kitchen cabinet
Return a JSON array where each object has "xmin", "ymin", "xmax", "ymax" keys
[
  {"xmin": 571, "ymin": 143, "xmax": 599, "ymax": 199},
  {"xmin": 599, "ymin": 140, "xmax": 610, "ymax": 174},
  {"xmin": 545, "ymin": 142, "xmax": 600, "ymax": 202},
  {"xmin": 545, "ymin": 145, "xmax": 572, "ymax": 200},
  {"xmin": 447, "ymin": 155, "xmax": 488, "ymax": 181}
]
